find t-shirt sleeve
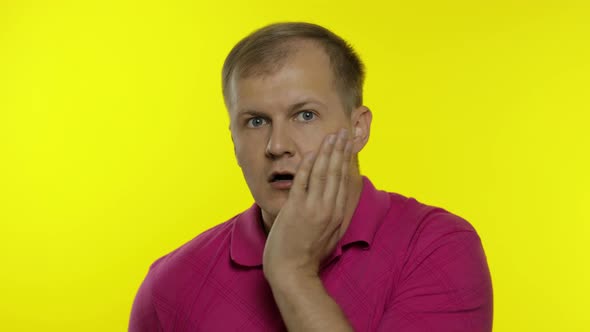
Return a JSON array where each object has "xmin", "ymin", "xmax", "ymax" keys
[
  {"xmin": 377, "ymin": 212, "xmax": 493, "ymax": 332},
  {"xmin": 128, "ymin": 262, "xmax": 164, "ymax": 332}
]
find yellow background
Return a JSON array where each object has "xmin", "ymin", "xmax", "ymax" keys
[{"xmin": 1, "ymin": 0, "xmax": 588, "ymax": 331}]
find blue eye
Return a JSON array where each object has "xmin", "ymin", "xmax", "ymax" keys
[
  {"xmin": 297, "ymin": 111, "xmax": 316, "ymax": 122},
  {"xmin": 247, "ymin": 117, "xmax": 267, "ymax": 128}
]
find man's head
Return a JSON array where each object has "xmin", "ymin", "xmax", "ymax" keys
[
  {"xmin": 222, "ymin": 22, "xmax": 372, "ymax": 221},
  {"xmin": 222, "ymin": 22, "xmax": 365, "ymax": 112}
]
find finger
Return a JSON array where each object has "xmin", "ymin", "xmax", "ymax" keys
[
  {"xmin": 307, "ymin": 133, "xmax": 337, "ymax": 203},
  {"xmin": 323, "ymin": 128, "xmax": 349, "ymax": 207},
  {"xmin": 334, "ymin": 139, "xmax": 353, "ymax": 221},
  {"xmin": 291, "ymin": 151, "xmax": 316, "ymax": 199},
  {"xmin": 326, "ymin": 221, "xmax": 344, "ymax": 253}
]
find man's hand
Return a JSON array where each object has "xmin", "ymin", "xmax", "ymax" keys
[{"xmin": 262, "ymin": 128, "xmax": 353, "ymax": 282}]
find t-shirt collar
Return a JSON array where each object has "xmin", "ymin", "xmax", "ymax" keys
[{"xmin": 230, "ymin": 176, "xmax": 391, "ymax": 268}]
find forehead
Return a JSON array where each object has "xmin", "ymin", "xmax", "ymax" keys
[{"xmin": 228, "ymin": 41, "xmax": 340, "ymax": 113}]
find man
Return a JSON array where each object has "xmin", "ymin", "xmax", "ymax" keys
[{"xmin": 129, "ymin": 22, "xmax": 493, "ymax": 331}]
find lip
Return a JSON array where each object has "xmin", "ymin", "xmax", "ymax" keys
[
  {"xmin": 270, "ymin": 179, "xmax": 293, "ymax": 190},
  {"xmin": 268, "ymin": 169, "xmax": 295, "ymax": 190}
]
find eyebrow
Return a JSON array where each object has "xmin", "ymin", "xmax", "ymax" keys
[{"xmin": 238, "ymin": 98, "xmax": 325, "ymax": 117}]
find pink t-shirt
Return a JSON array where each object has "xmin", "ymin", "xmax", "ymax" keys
[{"xmin": 129, "ymin": 177, "xmax": 493, "ymax": 331}]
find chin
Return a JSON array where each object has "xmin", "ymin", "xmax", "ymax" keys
[{"xmin": 258, "ymin": 191, "xmax": 288, "ymax": 216}]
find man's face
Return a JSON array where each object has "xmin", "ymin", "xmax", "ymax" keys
[{"xmin": 228, "ymin": 41, "xmax": 355, "ymax": 218}]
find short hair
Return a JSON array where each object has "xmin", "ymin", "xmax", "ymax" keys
[{"xmin": 222, "ymin": 22, "xmax": 365, "ymax": 112}]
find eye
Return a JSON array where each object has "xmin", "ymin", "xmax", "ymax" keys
[
  {"xmin": 246, "ymin": 117, "xmax": 267, "ymax": 128},
  {"xmin": 296, "ymin": 111, "xmax": 316, "ymax": 122}
]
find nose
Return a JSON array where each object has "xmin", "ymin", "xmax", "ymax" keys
[{"xmin": 265, "ymin": 123, "xmax": 295, "ymax": 159}]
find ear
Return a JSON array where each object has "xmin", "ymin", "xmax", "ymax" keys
[{"xmin": 350, "ymin": 105, "xmax": 372, "ymax": 154}]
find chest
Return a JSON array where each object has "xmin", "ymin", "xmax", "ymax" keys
[{"xmin": 171, "ymin": 248, "xmax": 392, "ymax": 332}]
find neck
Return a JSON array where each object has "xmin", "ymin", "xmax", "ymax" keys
[{"xmin": 260, "ymin": 173, "xmax": 365, "ymax": 236}]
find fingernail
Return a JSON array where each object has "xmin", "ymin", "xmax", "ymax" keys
[
  {"xmin": 328, "ymin": 134, "xmax": 337, "ymax": 144},
  {"xmin": 339, "ymin": 128, "xmax": 348, "ymax": 139}
]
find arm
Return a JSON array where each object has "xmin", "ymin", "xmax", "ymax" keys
[
  {"xmin": 262, "ymin": 128, "xmax": 355, "ymax": 331},
  {"xmin": 267, "ymin": 272, "xmax": 354, "ymax": 332},
  {"xmin": 129, "ymin": 266, "xmax": 163, "ymax": 332}
]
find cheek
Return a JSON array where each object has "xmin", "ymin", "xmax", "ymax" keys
[
  {"xmin": 234, "ymin": 135, "xmax": 264, "ymax": 169},
  {"xmin": 236, "ymin": 147, "xmax": 256, "ymax": 167},
  {"xmin": 295, "ymin": 126, "xmax": 329, "ymax": 155}
]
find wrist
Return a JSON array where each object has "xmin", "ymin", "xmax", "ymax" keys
[{"xmin": 264, "ymin": 266, "xmax": 320, "ymax": 289}]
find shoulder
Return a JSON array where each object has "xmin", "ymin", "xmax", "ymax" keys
[
  {"xmin": 149, "ymin": 216, "xmax": 236, "ymax": 275},
  {"xmin": 375, "ymin": 191, "xmax": 488, "ymax": 282},
  {"xmin": 130, "ymin": 215, "xmax": 241, "ymax": 329},
  {"xmin": 376, "ymin": 193, "xmax": 493, "ymax": 330},
  {"xmin": 410, "ymin": 197, "xmax": 477, "ymax": 240},
  {"xmin": 141, "ymin": 214, "xmax": 239, "ymax": 300},
  {"xmin": 379, "ymin": 191, "xmax": 491, "ymax": 288},
  {"xmin": 381, "ymin": 192, "xmax": 480, "ymax": 251}
]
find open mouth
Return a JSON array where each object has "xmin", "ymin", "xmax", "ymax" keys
[
  {"xmin": 269, "ymin": 172, "xmax": 295, "ymax": 189},
  {"xmin": 270, "ymin": 173, "xmax": 294, "ymax": 182}
]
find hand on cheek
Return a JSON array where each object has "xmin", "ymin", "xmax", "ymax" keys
[{"xmin": 262, "ymin": 128, "xmax": 353, "ymax": 282}]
